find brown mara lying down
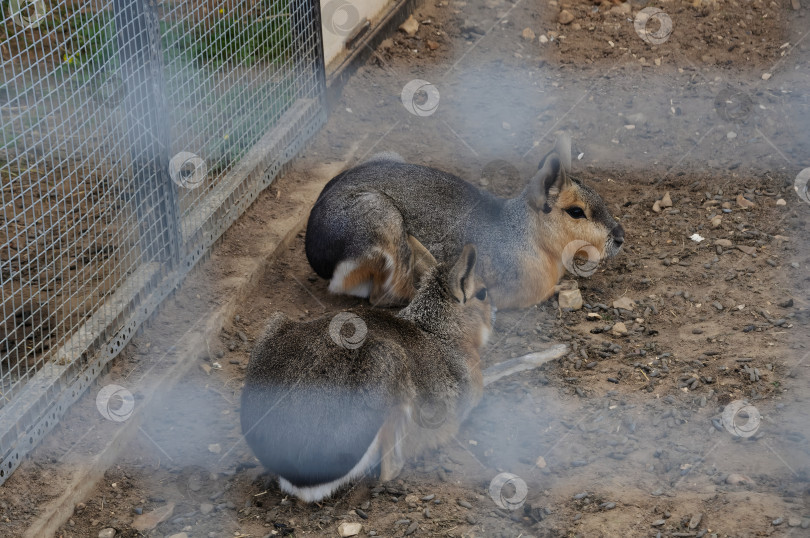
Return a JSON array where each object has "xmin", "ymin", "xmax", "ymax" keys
[
  {"xmin": 304, "ymin": 133, "xmax": 625, "ymax": 309},
  {"xmin": 240, "ymin": 245, "xmax": 492, "ymax": 503}
]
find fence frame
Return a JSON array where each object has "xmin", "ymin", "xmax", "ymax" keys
[{"xmin": 0, "ymin": 0, "xmax": 327, "ymax": 486}]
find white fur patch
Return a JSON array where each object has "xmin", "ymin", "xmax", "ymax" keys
[
  {"xmin": 329, "ymin": 260, "xmax": 372, "ymax": 298},
  {"xmin": 480, "ymin": 325, "xmax": 491, "ymax": 347},
  {"xmin": 278, "ymin": 432, "xmax": 381, "ymax": 503}
]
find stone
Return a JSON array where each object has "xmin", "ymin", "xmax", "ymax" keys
[
  {"xmin": 98, "ymin": 529, "xmax": 116, "ymax": 538},
  {"xmin": 776, "ymin": 198, "xmax": 786, "ymax": 206},
  {"xmin": 726, "ymin": 473, "xmax": 753, "ymax": 485},
  {"xmin": 613, "ymin": 297, "xmax": 636, "ymax": 310},
  {"xmin": 536, "ymin": 455, "xmax": 547, "ymax": 468},
  {"xmin": 736, "ymin": 193, "xmax": 755, "ymax": 208},
  {"xmin": 762, "ymin": 72, "xmax": 772, "ymax": 80},
  {"xmin": 660, "ymin": 192, "xmax": 673, "ymax": 208},
  {"xmin": 559, "ymin": 289, "xmax": 583, "ymax": 310},
  {"xmin": 611, "ymin": 2, "xmax": 631, "ymax": 14},
  {"xmin": 426, "ymin": 39, "xmax": 439, "ymax": 50},
  {"xmin": 399, "ymin": 15, "xmax": 419, "ymax": 36},
  {"xmin": 200, "ymin": 503, "xmax": 214, "ymax": 515},
  {"xmin": 711, "ymin": 215, "xmax": 722, "ymax": 228},
  {"xmin": 539, "ymin": 34, "xmax": 549, "ymax": 44},
  {"xmin": 208, "ymin": 443, "xmax": 221, "ymax": 454},
  {"xmin": 558, "ymin": 10, "xmax": 575, "ymax": 24},
  {"xmin": 522, "ymin": 27, "xmax": 536, "ymax": 40},
  {"xmin": 737, "ymin": 245, "xmax": 757, "ymax": 256},
  {"xmin": 132, "ymin": 503, "xmax": 175, "ymax": 532},
  {"xmin": 611, "ymin": 322, "xmax": 628, "ymax": 336},
  {"xmin": 167, "ymin": 534, "xmax": 188, "ymax": 538},
  {"xmin": 338, "ymin": 522, "xmax": 362, "ymax": 537},
  {"xmin": 652, "ymin": 200, "xmax": 661, "ymax": 213},
  {"xmin": 715, "ymin": 239, "xmax": 733, "ymax": 248},
  {"xmin": 689, "ymin": 513, "xmax": 703, "ymax": 529}
]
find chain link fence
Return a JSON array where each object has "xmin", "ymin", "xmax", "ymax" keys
[{"xmin": 0, "ymin": 0, "xmax": 326, "ymax": 484}]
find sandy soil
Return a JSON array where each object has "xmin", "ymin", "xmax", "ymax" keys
[{"xmin": 2, "ymin": 0, "xmax": 809, "ymax": 536}]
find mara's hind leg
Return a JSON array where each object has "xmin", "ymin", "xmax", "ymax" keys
[
  {"xmin": 407, "ymin": 235, "xmax": 437, "ymax": 289},
  {"xmin": 329, "ymin": 246, "xmax": 410, "ymax": 307},
  {"xmin": 325, "ymin": 192, "xmax": 437, "ymax": 306},
  {"xmin": 378, "ymin": 405, "xmax": 409, "ymax": 482},
  {"xmin": 368, "ymin": 235, "xmax": 437, "ymax": 307}
]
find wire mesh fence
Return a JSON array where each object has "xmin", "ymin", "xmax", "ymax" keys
[{"xmin": 0, "ymin": 0, "xmax": 326, "ymax": 483}]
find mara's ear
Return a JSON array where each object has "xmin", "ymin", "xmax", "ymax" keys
[
  {"xmin": 448, "ymin": 244, "xmax": 478, "ymax": 303},
  {"xmin": 527, "ymin": 133, "xmax": 573, "ymax": 212},
  {"xmin": 554, "ymin": 132, "xmax": 572, "ymax": 172}
]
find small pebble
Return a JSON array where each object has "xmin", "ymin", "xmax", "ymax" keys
[{"xmin": 457, "ymin": 499, "xmax": 473, "ymax": 509}]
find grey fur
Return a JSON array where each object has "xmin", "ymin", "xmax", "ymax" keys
[
  {"xmin": 305, "ymin": 134, "xmax": 624, "ymax": 308},
  {"xmin": 241, "ymin": 246, "xmax": 491, "ymax": 502}
]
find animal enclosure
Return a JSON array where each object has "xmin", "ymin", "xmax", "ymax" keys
[
  {"xmin": 0, "ymin": 0, "xmax": 809, "ymax": 536},
  {"xmin": 0, "ymin": 0, "xmax": 326, "ymax": 485}
]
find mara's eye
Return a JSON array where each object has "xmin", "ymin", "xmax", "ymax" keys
[
  {"xmin": 565, "ymin": 207, "xmax": 586, "ymax": 219},
  {"xmin": 475, "ymin": 288, "xmax": 487, "ymax": 301}
]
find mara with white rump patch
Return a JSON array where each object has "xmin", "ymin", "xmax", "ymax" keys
[
  {"xmin": 305, "ymin": 134, "xmax": 625, "ymax": 308},
  {"xmin": 240, "ymin": 245, "xmax": 492, "ymax": 503}
]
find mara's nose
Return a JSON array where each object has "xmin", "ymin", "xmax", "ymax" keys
[{"xmin": 612, "ymin": 224, "xmax": 625, "ymax": 246}]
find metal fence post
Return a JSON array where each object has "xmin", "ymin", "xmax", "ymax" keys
[{"xmin": 113, "ymin": 0, "xmax": 181, "ymax": 265}]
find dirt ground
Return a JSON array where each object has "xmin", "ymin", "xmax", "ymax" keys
[{"xmin": 2, "ymin": 0, "xmax": 810, "ymax": 536}]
